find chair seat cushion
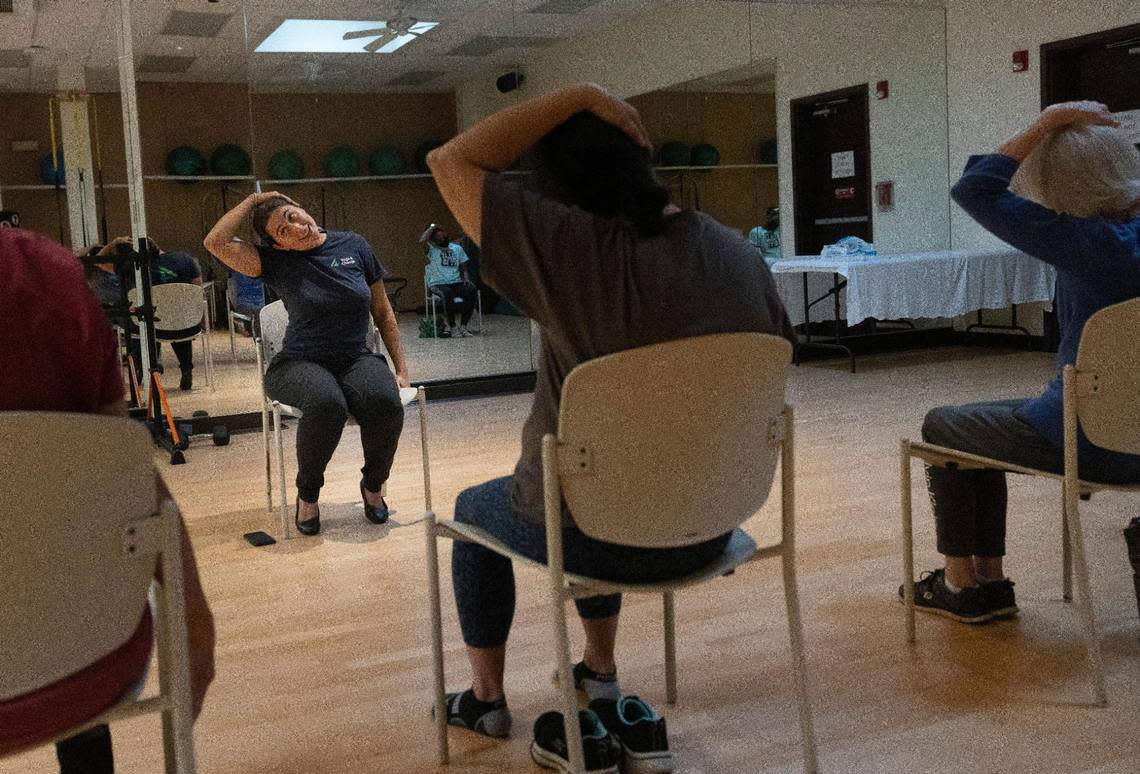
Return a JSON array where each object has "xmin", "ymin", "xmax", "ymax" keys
[
  {"xmin": 0, "ymin": 607, "xmax": 152, "ymax": 756},
  {"xmin": 436, "ymin": 521, "xmax": 759, "ymax": 594}
]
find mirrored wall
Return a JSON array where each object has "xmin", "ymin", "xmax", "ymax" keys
[{"xmin": 1, "ymin": 0, "xmax": 951, "ymax": 420}]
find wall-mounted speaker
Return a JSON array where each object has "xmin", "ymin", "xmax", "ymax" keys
[{"xmin": 496, "ymin": 71, "xmax": 524, "ymax": 94}]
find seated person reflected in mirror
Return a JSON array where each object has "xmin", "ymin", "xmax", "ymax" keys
[
  {"xmin": 426, "ymin": 84, "xmax": 794, "ymax": 743},
  {"xmin": 230, "ymin": 269, "xmax": 265, "ymax": 337},
  {"xmin": 103, "ymin": 236, "xmax": 203, "ymax": 390},
  {"xmin": 420, "ymin": 223, "xmax": 477, "ymax": 337},
  {"xmin": 0, "ymin": 227, "xmax": 216, "ymax": 772},
  {"xmin": 904, "ymin": 101, "xmax": 1140, "ymax": 624},
  {"xmin": 203, "ymin": 192, "xmax": 410, "ymax": 536}
]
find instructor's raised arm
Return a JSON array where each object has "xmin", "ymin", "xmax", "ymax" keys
[{"xmin": 203, "ymin": 191, "xmax": 294, "ymax": 277}]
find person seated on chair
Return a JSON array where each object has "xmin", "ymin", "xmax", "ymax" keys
[
  {"xmin": 426, "ymin": 83, "xmax": 794, "ymax": 744},
  {"xmin": 79, "ymin": 244, "xmax": 124, "ymax": 308},
  {"xmin": 420, "ymin": 223, "xmax": 477, "ymax": 337},
  {"xmin": 229, "ymin": 269, "xmax": 265, "ymax": 337},
  {"xmin": 0, "ymin": 227, "xmax": 216, "ymax": 772},
  {"xmin": 105, "ymin": 236, "xmax": 203, "ymax": 391},
  {"xmin": 903, "ymin": 101, "xmax": 1140, "ymax": 624},
  {"xmin": 204, "ymin": 192, "xmax": 409, "ymax": 536}
]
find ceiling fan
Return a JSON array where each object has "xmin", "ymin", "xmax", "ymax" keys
[{"xmin": 342, "ymin": 13, "xmax": 428, "ymax": 53}]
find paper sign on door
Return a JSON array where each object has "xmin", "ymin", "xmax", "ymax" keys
[
  {"xmin": 831, "ymin": 150, "xmax": 855, "ymax": 179},
  {"xmin": 1114, "ymin": 109, "xmax": 1140, "ymax": 145}
]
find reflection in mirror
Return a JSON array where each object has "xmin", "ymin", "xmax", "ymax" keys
[
  {"xmin": 114, "ymin": 0, "xmax": 257, "ymax": 419},
  {"xmin": 0, "ymin": 6, "xmax": 131, "ymax": 253},
  {"xmin": 628, "ymin": 59, "xmax": 780, "ymax": 264}
]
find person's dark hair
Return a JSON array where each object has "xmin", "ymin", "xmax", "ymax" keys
[
  {"xmin": 250, "ymin": 196, "xmax": 293, "ymax": 246},
  {"xmin": 533, "ymin": 111, "xmax": 670, "ymax": 238}
]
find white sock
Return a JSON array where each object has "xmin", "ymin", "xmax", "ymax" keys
[{"xmin": 943, "ymin": 576, "xmax": 964, "ymax": 594}]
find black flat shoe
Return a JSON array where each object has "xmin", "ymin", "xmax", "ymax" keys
[
  {"xmin": 361, "ymin": 481, "xmax": 389, "ymax": 525},
  {"xmin": 295, "ymin": 501, "xmax": 321, "ymax": 536}
]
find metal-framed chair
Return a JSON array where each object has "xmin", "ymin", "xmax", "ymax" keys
[
  {"xmin": 425, "ymin": 277, "xmax": 483, "ymax": 337},
  {"xmin": 901, "ymin": 296, "xmax": 1140, "ymax": 706},
  {"xmin": 225, "ymin": 282, "xmax": 254, "ymax": 362},
  {"xmin": 424, "ymin": 332, "xmax": 818, "ymax": 774},
  {"xmin": 255, "ymin": 300, "xmax": 426, "ymax": 539},
  {"xmin": 0, "ymin": 413, "xmax": 196, "ymax": 771},
  {"xmin": 128, "ymin": 283, "xmax": 215, "ymax": 390}
]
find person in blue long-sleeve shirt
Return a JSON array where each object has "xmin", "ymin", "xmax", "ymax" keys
[{"xmin": 904, "ymin": 101, "xmax": 1140, "ymax": 624}]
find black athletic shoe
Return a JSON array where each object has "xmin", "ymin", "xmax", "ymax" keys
[
  {"xmin": 179, "ymin": 370, "xmax": 192, "ymax": 390},
  {"xmin": 589, "ymin": 696, "xmax": 672, "ymax": 774},
  {"xmin": 557, "ymin": 661, "xmax": 621, "ymax": 701},
  {"xmin": 531, "ymin": 709, "xmax": 621, "ymax": 774},
  {"xmin": 980, "ymin": 578, "xmax": 1018, "ymax": 619},
  {"xmin": 436, "ymin": 689, "xmax": 512, "ymax": 739},
  {"xmin": 899, "ymin": 568, "xmax": 992, "ymax": 624}
]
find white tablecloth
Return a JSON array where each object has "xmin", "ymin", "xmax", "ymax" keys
[{"xmin": 769, "ymin": 248, "xmax": 1056, "ymax": 327}]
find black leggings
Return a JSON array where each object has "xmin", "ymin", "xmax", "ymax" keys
[
  {"xmin": 55, "ymin": 724, "xmax": 113, "ymax": 773},
  {"xmin": 263, "ymin": 352, "xmax": 404, "ymax": 503}
]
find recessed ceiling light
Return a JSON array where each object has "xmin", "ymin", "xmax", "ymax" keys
[{"xmin": 255, "ymin": 19, "xmax": 438, "ymax": 54}]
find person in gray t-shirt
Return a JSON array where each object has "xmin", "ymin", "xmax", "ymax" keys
[{"xmin": 427, "ymin": 84, "xmax": 793, "ymax": 741}]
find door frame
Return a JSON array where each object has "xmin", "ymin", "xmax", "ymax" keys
[
  {"xmin": 1040, "ymin": 22, "xmax": 1140, "ymax": 108},
  {"xmin": 790, "ymin": 83, "xmax": 872, "ymax": 256}
]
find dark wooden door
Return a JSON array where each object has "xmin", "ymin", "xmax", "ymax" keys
[{"xmin": 790, "ymin": 85, "xmax": 872, "ymax": 256}]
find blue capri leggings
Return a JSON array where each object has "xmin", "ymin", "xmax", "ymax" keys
[{"xmin": 452, "ymin": 476, "xmax": 732, "ymax": 648}]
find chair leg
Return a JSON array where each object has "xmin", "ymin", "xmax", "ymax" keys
[
  {"xmin": 262, "ymin": 403, "xmax": 273, "ymax": 513},
  {"xmin": 228, "ymin": 314, "xmax": 237, "ymax": 361},
  {"xmin": 551, "ymin": 592, "xmax": 586, "ymax": 774},
  {"xmin": 274, "ymin": 408, "xmax": 290, "ymax": 539},
  {"xmin": 429, "ymin": 294, "xmax": 437, "ymax": 338},
  {"xmin": 782, "ymin": 548, "xmax": 819, "ymax": 774},
  {"xmin": 1062, "ymin": 488, "xmax": 1073, "ymax": 602},
  {"xmin": 663, "ymin": 591, "xmax": 677, "ymax": 705},
  {"xmin": 424, "ymin": 521, "xmax": 449, "ymax": 764},
  {"xmin": 1065, "ymin": 496, "xmax": 1108, "ymax": 705},
  {"xmin": 901, "ymin": 440, "xmax": 916, "ymax": 642}
]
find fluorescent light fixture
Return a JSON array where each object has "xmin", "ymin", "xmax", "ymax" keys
[{"xmin": 255, "ymin": 19, "xmax": 439, "ymax": 54}]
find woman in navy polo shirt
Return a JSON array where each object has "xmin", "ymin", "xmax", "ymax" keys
[
  {"xmin": 905, "ymin": 101, "xmax": 1140, "ymax": 623},
  {"xmin": 205, "ymin": 192, "xmax": 409, "ymax": 536}
]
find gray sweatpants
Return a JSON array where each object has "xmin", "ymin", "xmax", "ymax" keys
[
  {"xmin": 922, "ymin": 399, "xmax": 1140, "ymax": 557},
  {"xmin": 264, "ymin": 352, "xmax": 404, "ymax": 503}
]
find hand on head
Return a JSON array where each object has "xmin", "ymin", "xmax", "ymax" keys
[
  {"xmin": 582, "ymin": 83, "xmax": 652, "ymax": 151},
  {"xmin": 1041, "ymin": 101, "xmax": 1120, "ymax": 131}
]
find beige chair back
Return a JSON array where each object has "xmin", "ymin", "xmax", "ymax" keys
[
  {"xmin": 1076, "ymin": 296, "xmax": 1140, "ymax": 455},
  {"xmin": 0, "ymin": 413, "xmax": 157, "ymax": 700},
  {"xmin": 556, "ymin": 333, "xmax": 792, "ymax": 548},
  {"xmin": 128, "ymin": 283, "xmax": 205, "ymax": 332},
  {"xmin": 258, "ymin": 299, "xmax": 289, "ymax": 364}
]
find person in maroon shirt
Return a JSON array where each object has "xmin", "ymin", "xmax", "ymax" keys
[{"xmin": 0, "ymin": 228, "xmax": 215, "ymax": 772}]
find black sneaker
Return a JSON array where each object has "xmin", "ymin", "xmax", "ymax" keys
[
  {"xmin": 531, "ymin": 709, "xmax": 621, "ymax": 774},
  {"xmin": 179, "ymin": 370, "xmax": 193, "ymax": 390},
  {"xmin": 589, "ymin": 696, "xmax": 673, "ymax": 774},
  {"xmin": 980, "ymin": 578, "xmax": 1018, "ymax": 619},
  {"xmin": 899, "ymin": 568, "xmax": 993, "ymax": 624},
  {"xmin": 554, "ymin": 661, "xmax": 622, "ymax": 702},
  {"xmin": 435, "ymin": 689, "xmax": 511, "ymax": 738}
]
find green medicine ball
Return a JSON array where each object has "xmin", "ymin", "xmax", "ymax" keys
[
  {"xmin": 690, "ymin": 143, "xmax": 721, "ymax": 167},
  {"xmin": 323, "ymin": 146, "xmax": 360, "ymax": 178},
  {"xmin": 658, "ymin": 142, "xmax": 691, "ymax": 167},
  {"xmin": 165, "ymin": 146, "xmax": 207, "ymax": 177},
  {"xmin": 414, "ymin": 140, "xmax": 444, "ymax": 173},
  {"xmin": 267, "ymin": 149, "xmax": 305, "ymax": 181},
  {"xmin": 209, "ymin": 144, "xmax": 251, "ymax": 176},
  {"xmin": 369, "ymin": 145, "xmax": 408, "ymax": 177}
]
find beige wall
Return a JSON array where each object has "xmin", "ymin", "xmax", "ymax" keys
[{"xmin": 457, "ymin": 1, "xmax": 950, "ymax": 257}]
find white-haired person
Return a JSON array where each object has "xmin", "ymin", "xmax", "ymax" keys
[{"xmin": 903, "ymin": 101, "xmax": 1140, "ymax": 623}]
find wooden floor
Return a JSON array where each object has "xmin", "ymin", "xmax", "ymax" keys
[{"xmin": 9, "ymin": 347, "xmax": 1140, "ymax": 773}]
